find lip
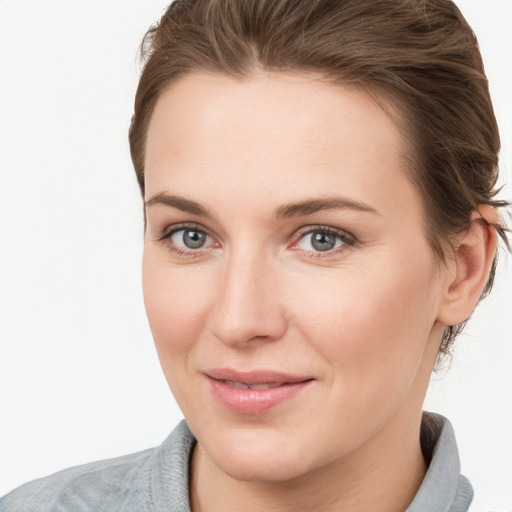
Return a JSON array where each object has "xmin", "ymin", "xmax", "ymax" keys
[{"xmin": 204, "ymin": 368, "xmax": 314, "ymax": 415}]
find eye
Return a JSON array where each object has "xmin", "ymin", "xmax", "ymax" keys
[
  {"xmin": 170, "ymin": 228, "xmax": 210, "ymax": 250},
  {"xmin": 294, "ymin": 227, "xmax": 355, "ymax": 254},
  {"xmin": 156, "ymin": 224, "xmax": 217, "ymax": 256}
]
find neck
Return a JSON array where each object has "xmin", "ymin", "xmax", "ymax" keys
[{"xmin": 190, "ymin": 408, "xmax": 427, "ymax": 512}]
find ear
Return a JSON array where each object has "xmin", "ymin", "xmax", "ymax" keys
[{"xmin": 437, "ymin": 206, "xmax": 498, "ymax": 327}]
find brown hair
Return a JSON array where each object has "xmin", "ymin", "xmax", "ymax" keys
[{"xmin": 129, "ymin": 0, "xmax": 509, "ymax": 358}]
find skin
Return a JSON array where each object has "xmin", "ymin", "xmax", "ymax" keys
[{"xmin": 142, "ymin": 71, "xmax": 496, "ymax": 511}]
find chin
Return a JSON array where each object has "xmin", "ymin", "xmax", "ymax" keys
[
  {"xmin": 218, "ymin": 452, "xmax": 309, "ymax": 483},
  {"xmin": 201, "ymin": 425, "xmax": 319, "ymax": 483}
]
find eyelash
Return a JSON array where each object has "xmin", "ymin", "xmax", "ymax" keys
[
  {"xmin": 291, "ymin": 225, "xmax": 356, "ymax": 258},
  {"xmin": 156, "ymin": 223, "xmax": 356, "ymax": 259},
  {"xmin": 156, "ymin": 223, "xmax": 216, "ymax": 259}
]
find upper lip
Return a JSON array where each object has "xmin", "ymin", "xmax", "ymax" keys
[{"xmin": 204, "ymin": 368, "xmax": 314, "ymax": 385}]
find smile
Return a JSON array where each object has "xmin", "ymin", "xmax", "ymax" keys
[{"xmin": 205, "ymin": 369, "xmax": 314, "ymax": 415}]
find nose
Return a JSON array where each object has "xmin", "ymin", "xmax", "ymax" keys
[{"xmin": 208, "ymin": 251, "xmax": 287, "ymax": 348}]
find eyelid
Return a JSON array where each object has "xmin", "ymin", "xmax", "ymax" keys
[
  {"xmin": 157, "ymin": 222, "xmax": 213, "ymax": 241},
  {"xmin": 290, "ymin": 225, "xmax": 357, "ymax": 253},
  {"xmin": 154, "ymin": 222, "xmax": 219, "ymax": 258}
]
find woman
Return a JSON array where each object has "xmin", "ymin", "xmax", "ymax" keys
[{"xmin": 1, "ymin": 0, "xmax": 510, "ymax": 510}]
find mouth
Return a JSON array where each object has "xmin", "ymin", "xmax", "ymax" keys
[
  {"xmin": 204, "ymin": 368, "xmax": 315, "ymax": 415},
  {"xmin": 221, "ymin": 380, "xmax": 289, "ymax": 390}
]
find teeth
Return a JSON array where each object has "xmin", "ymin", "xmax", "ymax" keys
[{"xmin": 224, "ymin": 380, "xmax": 283, "ymax": 390}]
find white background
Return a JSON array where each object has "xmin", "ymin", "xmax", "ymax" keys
[{"xmin": 0, "ymin": 1, "xmax": 511, "ymax": 510}]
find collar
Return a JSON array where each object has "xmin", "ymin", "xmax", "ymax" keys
[{"xmin": 407, "ymin": 412, "xmax": 473, "ymax": 511}]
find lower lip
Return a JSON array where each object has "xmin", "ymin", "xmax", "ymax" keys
[{"xmin": 207, "ymin": 378, "xmax": 312, "ymax": 415}]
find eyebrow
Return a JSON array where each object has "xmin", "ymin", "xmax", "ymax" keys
[
  {"xmin": 145, "ymin": 193, "xmax": 213, "ymax": 218},
  {"xmin": 274, "ymin": 197, "xmax": 379, "ymax": 219},
  {"xmin": 145, "ymin": 192, "xmax": 379, "ymax": 219}
]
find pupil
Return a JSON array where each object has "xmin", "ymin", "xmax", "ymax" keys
[
  {"xmin": 183, "ymin": 230, "xmax": 206, "ymax": 249},
  {"xmin": 311, "ymin": 232, "xmax": 335, "ymax": 251}
]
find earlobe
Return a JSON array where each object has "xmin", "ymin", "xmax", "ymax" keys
[{"xmin": 437, "ymin": 206, "xmax": 498, "ymax": 327}]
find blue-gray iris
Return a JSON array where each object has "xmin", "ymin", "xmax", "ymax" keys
[
  {"xmin": 183, "ymin": 230, "xmax": 206, "ymax": 249},
  {"xmin": 311, "ymin": 232, "xmax": 336, "ymax": 251}
]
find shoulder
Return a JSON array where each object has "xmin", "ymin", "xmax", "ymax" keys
[
  {"xmin": 0, "ymin": 421, "xmax": 195, "ymax": 512},
  {"xmin": 0, "ymin": 449, "xmax": 155, "ymax": 512}
]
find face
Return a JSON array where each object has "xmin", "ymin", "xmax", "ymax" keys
[{"xmin": 142, "ymin": 71, "xmax": 446, "ymax": 483}]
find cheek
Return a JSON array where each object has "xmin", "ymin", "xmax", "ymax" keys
[
  {"xmin": 289, "ymin": 252, "xmax": 439, "ymax": 381},
  {"xmin": 142, "ymin": 249, "xmax": 211, "ymax": 359}
]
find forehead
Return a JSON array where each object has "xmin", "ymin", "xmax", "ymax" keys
[
  {"xmin": 144, "ymin": 71, "xmax": 419, "ymax": 222},
  {"xmin": 146, "ymin": 71, "xmax": 404, "ymax": 164}
]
